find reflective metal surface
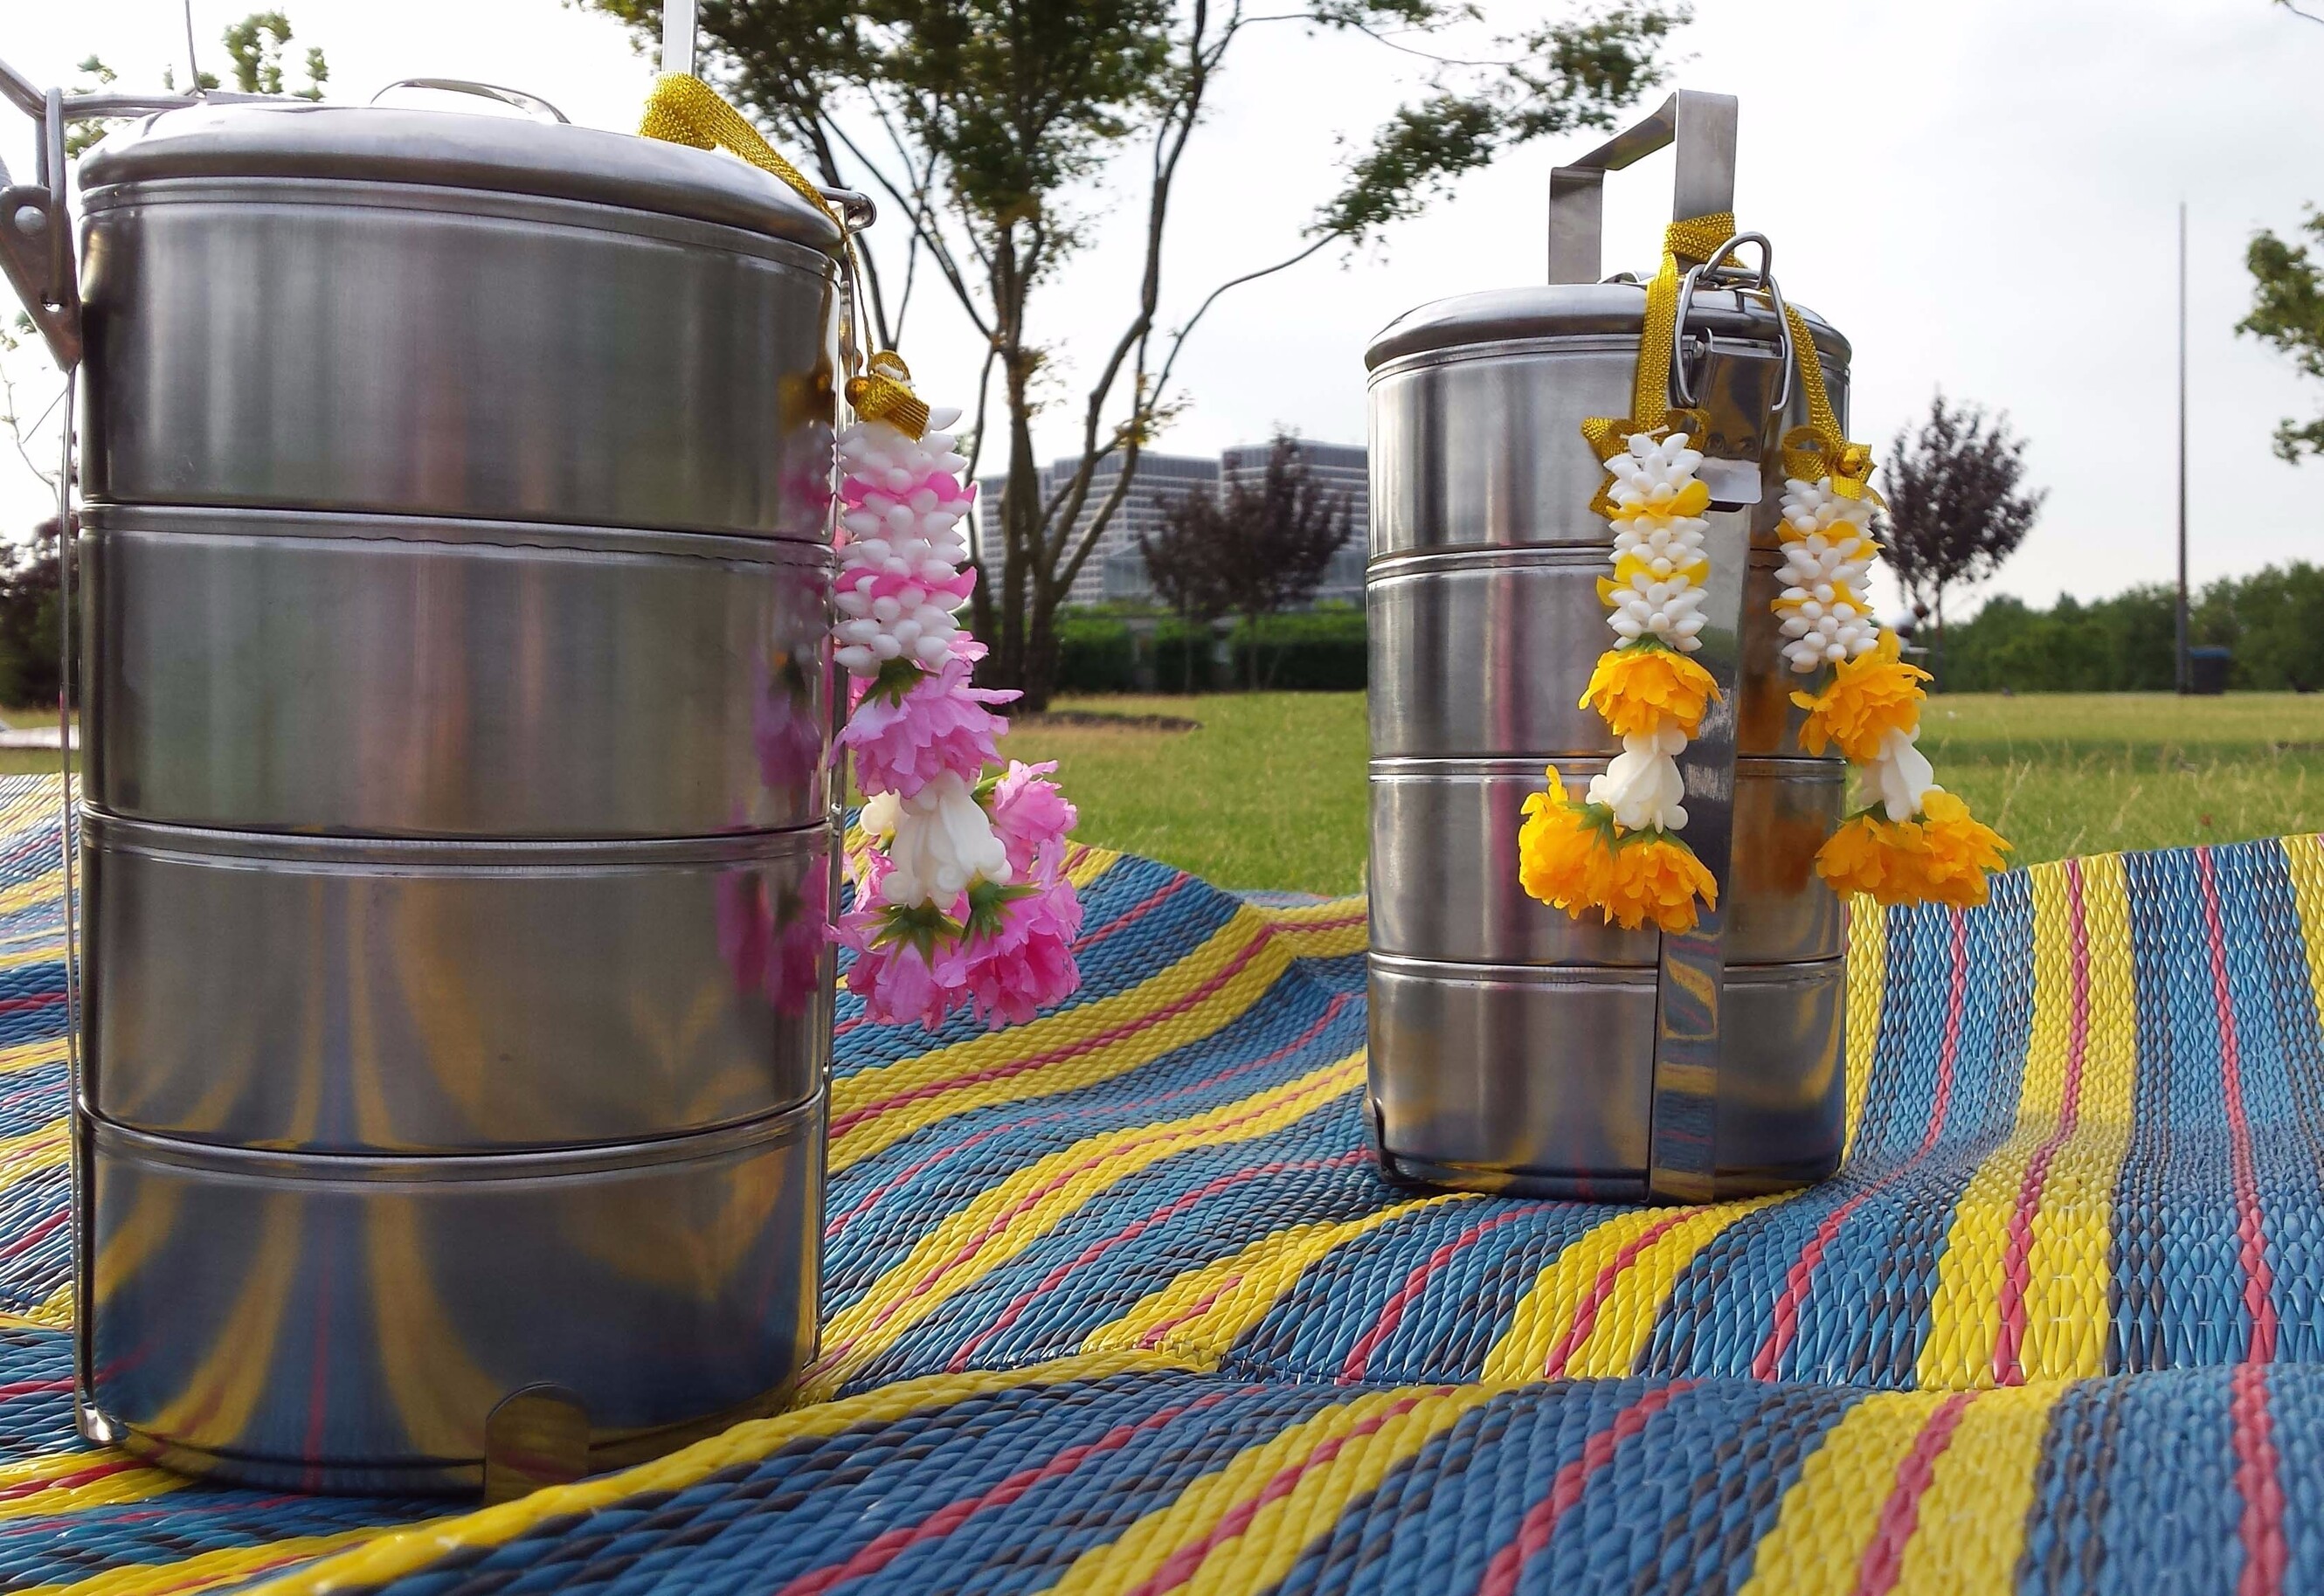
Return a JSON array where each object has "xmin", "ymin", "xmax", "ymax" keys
[
  {"xmin": 1368, "ymin": 757, "xmax": 1841, "ymax": 966},
  {"xmin": 80, "ymin": 1095, "xmax": 823, "ymax": 1494},
  {"xmin": 1368, "ymin": 545, "xmax": 1813, "ymax": 759},
  {"xmin": 81, "ymin": 181, "xmax": 840, "ymax": 534},
  {"xmin": 1364, "ymin": 254, "xmax": 1853, "ymax": 1201},
  {"xmin": 1644, "ymin": 487, "xmax": 1752, "ymax": 1205},
  {"xmin": 85, "ymin": 508, "xmax": 834, "ymax": 837},
  {"xmin": 80, "ymin": 101, "xmax": 843, "ymax": 257},
  {"xmin": 1366, "ymin": 295, "xmax": 1847, "ymax": 559},
  {"xmin": 1367, "ymin": 957, "xmax": 1843, "ymax": 1199},
  {"xmin": 84, "ymin": 812, "xmax": 835, "ymax": 1153},
  {"xmin": 59, "ymin": 91, "xmax": 844, "ymax": 1488}
]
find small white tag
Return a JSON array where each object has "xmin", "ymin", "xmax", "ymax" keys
[{"xmin": 1697, "ymin": 458, "xmax": 1762, "ymax": 509}]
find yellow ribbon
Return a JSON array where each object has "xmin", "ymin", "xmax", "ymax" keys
[
  {"xmin": 844, "ymin": 350, "xmax": 932, "ymax": 441},
  {"xmin": 640, "ymin": 73, "xmax": 840, "ymax": 228},
  {"xmin": 640, "ymin": 75, "xmax": 931, "ymax": 441},
  {"xmin": 1577, "ymin": 212, "xmax": 1737, "ymax": 514},
  {"xmin": 1779, "ymin": 303, "xmax": 1880, "ymax": 501}
]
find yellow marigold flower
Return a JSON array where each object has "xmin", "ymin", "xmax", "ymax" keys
[
  {"xmin": 1578, "ymin": 645, "xmax": 1722, "ymax": 740},
  {"xmin": 1814, "ymin": 791, "xmax": 2010, "ymax": 908},
  {"xmin": 1605, "ymin": 831, "xmax": 1718, "ymax": 934},
  {"xmin": 1912, "ymin": 791, "xmax": 2011, "ymax": 907},
  {"xmin": 1519, "ymin": 766, "xmax": 1718, "ymax": 932},
  {"xmin": 1518, "ymin": 767, "xmax": 1616, "ymax": 917},
  {"xmin": 1791, "ymin": 631, "xmax": 1930, "ymax": 762}
]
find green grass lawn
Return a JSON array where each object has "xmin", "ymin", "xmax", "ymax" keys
[
  {"xmin": 0, "ymin": 708, "xmax": 75, "ymax": 778},
  {"xmin": 999, "ymin": 691, "xmax": 2324, "ymax": 895}
]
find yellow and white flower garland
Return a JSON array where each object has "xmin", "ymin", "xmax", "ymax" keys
[
  {"xmin": 1519, "ymin": 217, "xmax": 2009, "ymax": 935},
  {"xmin": 1518, "ymin": 218, "xmax": 1739, "ymax": 936},
  {"xmin": 1774, "ymin": 306, "xmax": 2009, "ymax": 908}
]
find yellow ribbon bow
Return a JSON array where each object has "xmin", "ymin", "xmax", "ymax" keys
[{"xmin": 845, "ymin": 350, "xmax": 932, "ymax": 441}]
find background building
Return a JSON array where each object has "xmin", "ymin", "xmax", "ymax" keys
[
  {"xmin": 1220, "ymin": 439, "xmax": 1367, "ymax": 605},
  {"xmin": 978, "ymin": 453, "xmax": 1220, "ymax": 607},
  {"xmin": 977, "ymin": 440, "xmax": 1367, "ymax": 608}
]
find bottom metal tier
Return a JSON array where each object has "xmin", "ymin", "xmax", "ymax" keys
[
  {"xmin": 1367, "ymin": 954, "xmax": 1843, "ymax": 1201},
  {"xmin": 75, "ymin": 1095, "xmax": 825, "ymax": 1494}
]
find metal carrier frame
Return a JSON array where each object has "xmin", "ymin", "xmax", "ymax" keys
[{"xmin": 1547, "ymin": 92, "xmax": 1798, "ymax": 1203}]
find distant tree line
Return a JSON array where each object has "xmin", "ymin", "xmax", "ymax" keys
[
  {"xmin": 1936, "ymin": 563, "xmax": 2324, "ymax": 694},
  {"xmin": 0, "ymin": 524, "xmax": 69, "ymax": 709}
]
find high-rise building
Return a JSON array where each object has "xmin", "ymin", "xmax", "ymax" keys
[
  {"xmin": 976, "ymin": 452, "xmax": 1220, "ymax": 607},
  {"xmin": 975, "ymin": 439, "xmax": 1367, "ymax": 607}
]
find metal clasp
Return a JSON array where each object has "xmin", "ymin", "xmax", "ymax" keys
[{"xmin": 1671, "ymin": 231, "xmax": 1795, "ymax": 417}]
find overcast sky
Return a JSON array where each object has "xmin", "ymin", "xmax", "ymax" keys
[{"xmin": 5, "ymin": 0, "xmax": 2321, "ymax": 617}]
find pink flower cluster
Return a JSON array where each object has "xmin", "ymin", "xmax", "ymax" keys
[{"xmin": 828, "ymin": 404, "xmax": 1084, "ymax": 1032}]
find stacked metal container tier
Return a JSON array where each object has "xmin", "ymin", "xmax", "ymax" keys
[
  {"xmin": 67, "ymin": 101, "xmax": 842, "ymax": 1491},
  {"xmin": 1363, "ymin": 282, "xmax": 1853, "ymax": 1201}
]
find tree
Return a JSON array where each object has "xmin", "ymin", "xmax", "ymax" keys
[
  {"xmin": 64, "ymin": 14, "xmax": 329, "ymax": 160},
  {"xmin": 582, "ymin": 0, "xmax": 1683, "ymax": 706},
  {"xmin": 221, "ymin": 12, "xmax": 330, "ymax": 101},
  {"xmin": 1879, "ymin": 393, "xmax": 2045, "ymax": 685},
  {"xmin": 1138, "ymin": 435, "xmax": 1352, "ymax": 689},
  {"xmin": 2242, "ymin": 207, "xmax": 2324, "ymax": 461}
]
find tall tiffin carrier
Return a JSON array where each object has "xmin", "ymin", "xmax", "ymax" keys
[
  {"xmin": 1365, "ymin": 93, "xmax": 1850, "ymax": 1200},
  {"xmin": 3, "ymin": 62, "xmax": 849, "ymax": 1489}
]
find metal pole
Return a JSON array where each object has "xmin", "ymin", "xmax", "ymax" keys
[
  {"xmin": 662, "ymin": 0, "xmax": 697, "ymax": 79},
  {"xmin": 182, "ymin": 1, "xmax": 204, "ymax": 92},
  {"xmin": 2175, "ymin": 200, "xmax": 2189, "ymax": 694}
]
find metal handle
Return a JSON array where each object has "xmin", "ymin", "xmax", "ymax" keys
[
  {"xmin": 370, "ymin": 79, "xmax": 570, "ymax": 124},
  {"xmin": 0, "ymin": 52, "xmax": 237, "ymax": 370},
  {"xmin": 1547, "ymin": 90, "xmax": 1738, "ymax": 285},
  {"xmin": 820, "ymin": 186, "xmax": 875, "ymax": 232},
  {"xmin": 0, "ymin": 84, "xmax": 80, "ymax": 369}
]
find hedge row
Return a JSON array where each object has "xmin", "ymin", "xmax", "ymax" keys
[
  {"xmin": 1935, "ymin": 562, "xmax": 2324, "ymax": 693},
  {"xmin": 1055, "ymin": 608, "xmax": 1366, "ymax": 694}
]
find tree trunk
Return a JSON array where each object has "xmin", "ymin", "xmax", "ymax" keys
[
  {"xmin": 1933, "ymin": 587, "xmax": 1946, "ymax": 692},
  {"xmin": 1023, "ymin": 584, "xmax": 1061, "ymax": 711},
  {"xmin": 993, "ymin": 355, "xmax": 1040, "ymax": 696}
]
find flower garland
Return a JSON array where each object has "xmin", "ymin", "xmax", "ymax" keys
[
  {"xmin": 1772, "ymin": 306, "xmax": 2010, "ymax": 908},
  {"xmin": 637, "ymin": 79, "xmax": 1084, "ymax": 1028},
  {"xmin": 828, "ymin": 358, "xmax": 1085, "ymax": 1027},
  {"xmin": 1519, "ymin": 215, "xmax": 2010, "ymax": 932},
  {"xmin": 1519, "ymin": 214, "xmax": 1740, "ymax": 936}
]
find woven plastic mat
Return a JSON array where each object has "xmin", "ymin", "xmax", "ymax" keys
[{"xmin": 0, "ymin": 775, "xmax": 2318, "ymax": 1592}]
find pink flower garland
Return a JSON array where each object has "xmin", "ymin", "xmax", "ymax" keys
[{"xmin": 826, "ymin": 383, "xmax": 1083, "ymax": 1031}]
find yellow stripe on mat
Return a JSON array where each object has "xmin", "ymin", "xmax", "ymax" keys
[
  {"xmin": 1243, "ymin": 896, "xmax": 1367, "ymax": 961},
  {"xmin": 0, "ymin": 1038, "xmax": 66, "ymax": 1074},
  {"xmin": 1882, "ymin": 1384, "xmax": 2064, "ymax": 1593},
  {"xmin": 248, "ymin": 1352, "xmax": 1192, "ymax": 1596},
  {"xmin": 1914, "ymin": 857, "xmax": 2134, "ymax": 1390},
  {"xmin": 36, "ymin": 1528, "xmax": 396, "ymax": 1596},
  {"xmin": 805, "ymin": 1053, "xmax": 1365, "ymax": 1398},
  {"xmin": 1843, "ymin": 897, "xmax": 1885, "ymax": 1157},
  {"xmin": 0, "ymin": 1454, "xmax": 183, "ymax": 1519},
  {"xmin": 2279, "ymin": 833, "xmax": 2324, "ymax": 1037},
  {"xmin": 1083, "ymin": 1192, "xmax": 1470, "ymax": 1362},
  {"xmin": 1736, "ymin": 1382, "xmax": 2060, "ymax": 1594},
  {"xmin": 1480, "ymin": 1196, "xmax": 1783, "ymax": 1383},
  {"xmin": 830, "ymin": 901, "xmax": 1297, "ymax": 1172},
  {"xmin": 1044, "ymin": 1385, "xmax": 1496, "ymax": 1596},
  {"xmin": 0, "ymin": 1280, "xmax": 73, "ymax": 1330}
]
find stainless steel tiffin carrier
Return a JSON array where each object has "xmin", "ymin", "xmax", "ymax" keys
[{"xmin": 1366, "ymin": 93, "xmax": 1854, "ymax": 1204}]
